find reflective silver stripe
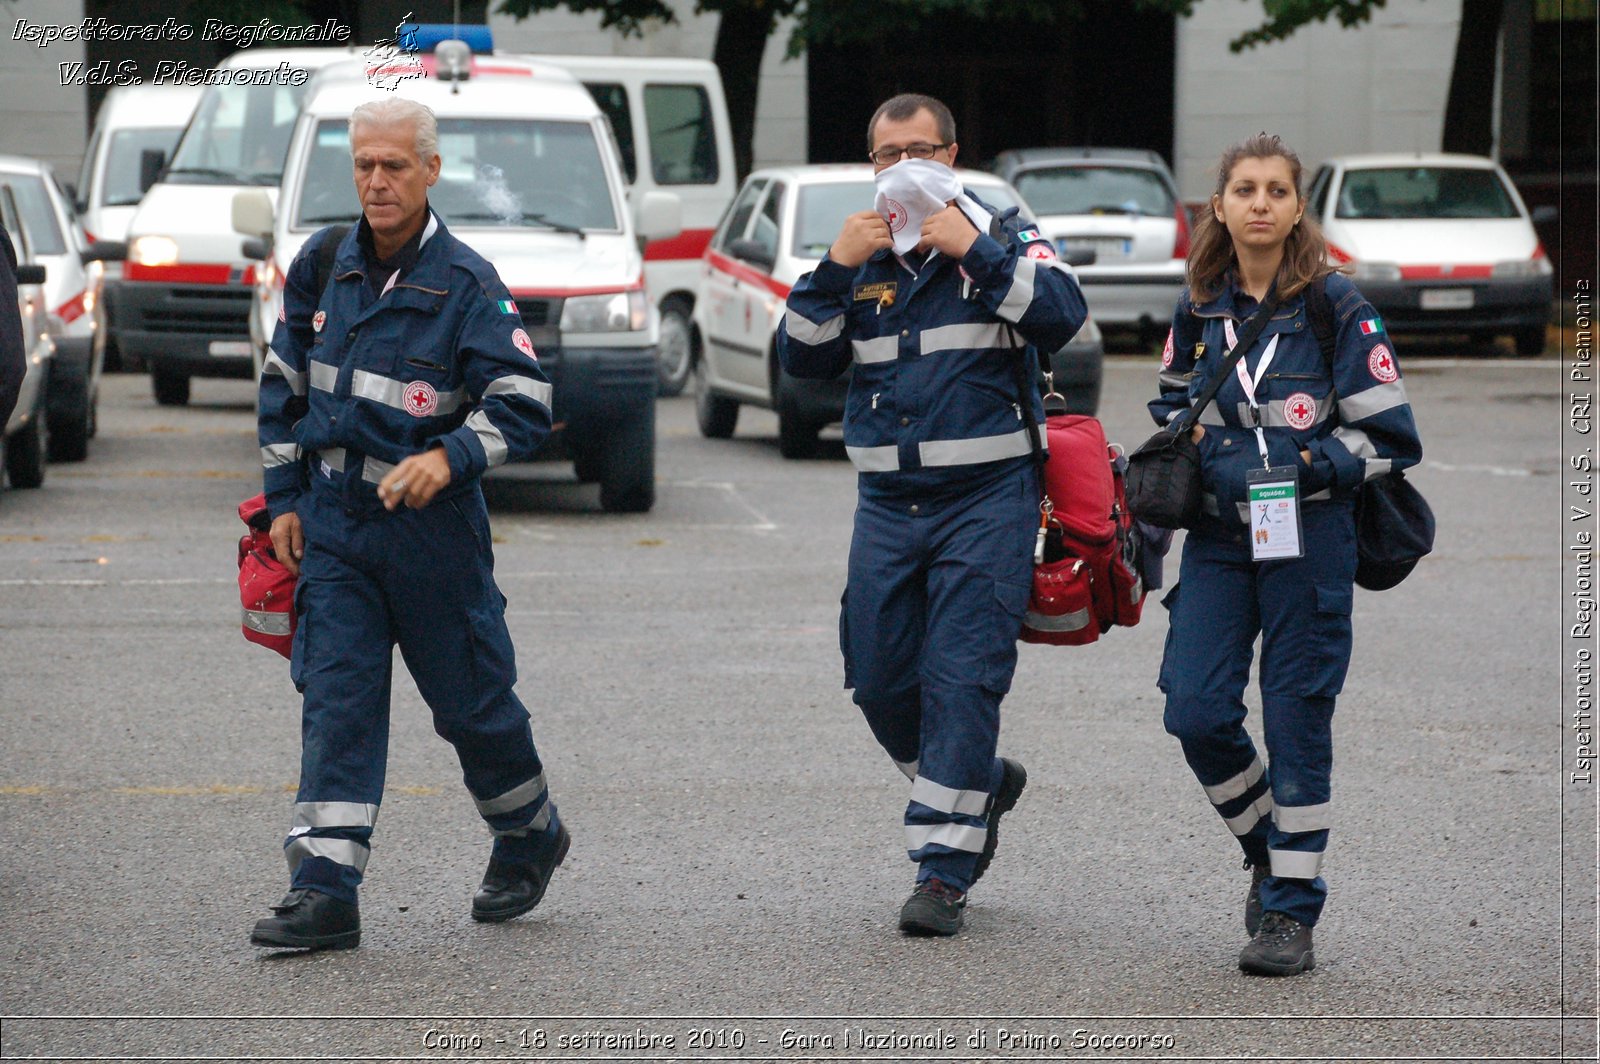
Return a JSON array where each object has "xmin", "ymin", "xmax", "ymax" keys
[
  {"xmin": 309, "ymin": 360, "xmax": 339, "ymax": 393},
  {"xmin": 1339, "ymin": 380, "xmax": 1409, "ymax": 421},
  {"xmin": 352, "ymin": 368, "xmax": 465, "ymax": 416},
  {"xmin": 465, "ymin": 409, "xmax": 509, "ymax": 468},
  {"xmin": 1158, "ymin": 371, "xmax": 1190, "ymax": 390},
  {"xmin": 1274, "ymin": 801, "xmax": 1331, "ymax": 834},
  {"xmin": 919, "ymin": 321, "xmax": 1024, "ymax": 355},
  {"xmin": 1269, "ymin": 847, "xmax": 1325, "ymax": 879},
  {"xmin": 996, "ymin": 256, "xmax": 1036, "ymax": 323},
  {"xmin": 490, "ymin": 801, "xmax": 553, "ymax": 838},
  {"xmin": 909, "ymin": 776, "xmax": 989, "ymax": 817},
  {"xmin": 1304, "ymin": 488, "xmax": 1331, "ymax": 502},
  {"xmin": 1224, "ymin": 792, "xmax": 1274, "ymax": 836},
  {"xmin": 292, "ymin": 802, "xmax": 378, "ymax": 829},
  {"xmin": 285, "ymin": 836, "xmax": 370, "ymax": 874},
  {"xmin": 1164, "ymin": 408, "xmax": 1189, "ymax": 424},
  {"xmin": 261, "ymin": 442, "xmax": 300, "ymax": 468},
  {"xmin": 1024, "ymin": 607, "xmax": 1092, "ymax": 633},
  {"xmin": 893, "ymin": 758, "xmax": 919, "ymax": 781},
  {"xmin": 1197, "ymin": 405, "xmax": 1226, "ymax": 426},
  {"xmin": 1257, "ymin": 390, "xmax": 1334, "ymax": 429},
  {"xmin": 1201, "ymin": 492, "xmax": 1221, "ymax": 517},
  {"xmin": 847, "ymin": 444, "xmax": 900, "ymax": 472},
  {"xmin": 1203, "ymin": 757, "xmax": 1265, "ymax": 804},
  {"xmin": 852, "ymin": 336, "xmax": 899, "ymax": 365},
  {"xmin": 784, "ymin": 307, "xmax": 844, "ymax": 346},
  {"xmin": 360, "ymin": 456, "xmax": 394, "ymax": 485},
  {"xmin": 262, "ymin": 352, "xmax": 307, "ymax": 395},
  {"xmin": 476, "ymin": 774, "xmax": 548, "ymax": 817},
  {"xmin": 242, "ymin": 607, "xmax": 291, "ymax": 636},
  {"xmin": 920, "ymin": 426, "xmax": 1041, "ymax": 468},
  {"xmin": 484, "ymin": 374, "xmax": 552, "ymax": 408},
  {"xmin": 1332, "ymin": 426, "xmax": 1375, "ymax": 458},
  {"xmin": 319, "ymin": 447, "xmax": 346, "ymax": 471},
  {"xmin": 1236, "ymin": 501, "xmax": 1251, "ymax": 522},
  {"xmin": 904, "ymin": 822, "xmax": 987, "ymax": 854},
  {"xmin": 1363, "ymin": 458, "xmax": 1393, "ymax": 481}
]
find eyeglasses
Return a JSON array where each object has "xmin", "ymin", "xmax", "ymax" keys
[{"xmin": 868, "ymin": 142, "xmax": 952, "ymax": 166}]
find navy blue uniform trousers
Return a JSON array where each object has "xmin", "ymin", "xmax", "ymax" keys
[
  {"xmin": 841, "ymin": 463, "xmax": 1038, "ymax": 891},
  {"xmin": 286, "ymin": 474, "xmax": 556, "ymax": 903},
  {"xmin": 1159, "ymin": 500, "xmax": 1357, "ymax": 926}
]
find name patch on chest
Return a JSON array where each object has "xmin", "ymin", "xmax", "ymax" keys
[{"xmin": 853, "ymin": 282, "xmax": 897, "ymax": 304}]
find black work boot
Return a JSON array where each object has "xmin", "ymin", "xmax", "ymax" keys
[
  {"xmin": 250, "ymin": 888, "xmax": 360, "ymax": 951},
  {"xmin": 472, "ymin": 822, "xmax": 571, "ymax": 923},
  {"xmin": 1244, "ymin": 859, "xmax": 1268, "ymax": 936},
  {"xmin": 1239, "ymin": 911, "xmax": 1315, "ymax": 976},
  {"xmin": 970, "ymin": 757, "xmax": 1027, "ymax": 888},
  {"xmin": 898, "ymin": 877, "xmax": 966, "ymax": 937}
]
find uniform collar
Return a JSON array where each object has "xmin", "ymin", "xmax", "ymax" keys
[{"xmin": 336, "ymin": 208, "xmax": 450, "ymax": 289}]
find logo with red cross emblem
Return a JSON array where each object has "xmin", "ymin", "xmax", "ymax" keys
[
  {"xmin": 1368, "ymin": 343, "xmax": 1398, "ymax": 383},
  {"xmin": 511, "ymin": 327, "xmax": 536, "ymax": 361},
  {"xmin": 1161, "ymin": 329, "xmax": 1175, "ymax": 367},
  {"xmin": 884, "ymin": 198, "xmax": 907, "ymax": 234},
  {"xmin": 312, "ymin": 310, "xmax": 326, "ymax": 333},
  {"xmin": 1025, "ymin": 242, "xmax": 1057, "ymax": 260},
  {"xmin": 1283, "ymin": 392, "xmax": 1317, "ymax": 429},
  {"xmin": 403, "ymin": 380, "xmax": 438, "ymax": 417}
]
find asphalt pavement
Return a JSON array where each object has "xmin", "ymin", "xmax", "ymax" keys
[{"xmin": 0, "ymin": 355, "xmax": 1592, "ymax": 1063}]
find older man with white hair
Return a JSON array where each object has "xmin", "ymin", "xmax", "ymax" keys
[{"xmin": 251, "ymin": 96, "xmax": 567, "ymax": 951}]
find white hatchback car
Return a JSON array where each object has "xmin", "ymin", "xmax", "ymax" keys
[
  {"xmin": 1307, "ymin": 153, "xmax": 1554, "ymax": 354},
  {"xmin": 693, "ymin": 164, "xmax": 1104, "ymax": 458}
]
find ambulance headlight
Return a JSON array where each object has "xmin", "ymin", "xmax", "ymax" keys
[
  {"xmin": 1349, "ymin": 260, "xmax": 1401, "ymax": 283},
  {"xmin": 130, "ymin": 235, "xmax": 180, "ymax": 267},
  {"xmin": 560, "ymin": 289, "xmax": 648, "ymax": 333}
]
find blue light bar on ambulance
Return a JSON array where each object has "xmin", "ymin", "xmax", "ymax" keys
[{"xmin": 408, "ymin": 24, "xmax": 495, "ymax": 54}]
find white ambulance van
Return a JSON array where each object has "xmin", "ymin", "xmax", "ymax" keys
[
  {"xmin": 109, "ymin": 47, "xmax": 357, "ymax": 404},
  {"xmin": 232, "ymin": 43, "xmax": 681, "ymax": 513},
  {"xmin": 538, "ymin": 54, "xmax": 735, "ymax": 395}
]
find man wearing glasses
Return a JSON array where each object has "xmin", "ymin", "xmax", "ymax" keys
[{"xmin": 779, "ymin": 94, "xmax": 1087, "ymax": 936}]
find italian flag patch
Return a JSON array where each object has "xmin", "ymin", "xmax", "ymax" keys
[
  {"xmin": 1016, "ymin": 227, "xmax": 1042, "ymax": 243},
  {"xmin": 1359, "ymin": 317, "xmax": 1384, "ymax": 335},
  {"xmin": 498, "ymin": 299, "xmax": 519, "ymax": 316}
]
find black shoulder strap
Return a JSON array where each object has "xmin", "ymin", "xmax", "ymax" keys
[
  {"xmin": 989, "ymin": 206, "xmax": 1047, "ymax": 465},
  {"xmin": 1302, "ymin": 274, "xmax": 1338, "ymax": 372},
  {"xmin": 314, "ymin": 225, "xmax": 351, "ymax": 301}
]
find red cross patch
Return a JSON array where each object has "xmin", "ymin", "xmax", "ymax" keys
[
  {"xmin": 884, "ymin": 198, "xmax": 907, "ymax": 234},
  {"xmin": 511, "ymin": 327, "xmax": 536, "ymax": 361},
  {"xmin": 312, "ymin": 310, "xmax": 326, "ymax": 333},
  {"xmin": 1161, "ymin": 329, "xmax": 1174, "ymax": 368},
  {"xmin": 403, "ymin": 380, "xmax": 438, "ymax": 417},
  {"xmin": 1368, "ymin": 343, "xmax": 1398, "ymax": 383},
  {"xmin": 1284, "ymin": 392, "xmax": 1317, "ymax": 429},
  {"xmin": 1025, "ymin": 242, "xmax": 1057, "ymax": 260}
]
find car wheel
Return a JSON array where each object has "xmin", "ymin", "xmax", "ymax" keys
[
  {"xmin": 47, "ymin": 338, "xmax": 92, "ymax": 462},
  {"xmin": 1514, "ymin": 326, "xmax": 1546, "ymax": 356},
  {"xmin": 571, "ymin": 435, "xmax": 603, "ymax": 484},
  {"xmin": 6, "ymin": 402, "xmax": 48, "ymax": 489},
  {"xmin": 774, "ymin": 367, "xmax": 819, "ymax": 459},
  {"xmin": 599, "ymin": 401, "xmax": 656, "ymax": 513},
  {"xmin": 152, "ymin": 367, "xmax": 191, "ymax": 406},
  {"xmin": 656, "ymin": 297, "xmax": 695, "ymax": 397},
  {"xmin": 693, "ymin": 355, "xmax": 738, "ymax": 439}
]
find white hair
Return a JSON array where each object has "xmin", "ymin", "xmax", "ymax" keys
[{"xmin": 348, "ymin": 97, "xmax": 439, "ymax": 162}]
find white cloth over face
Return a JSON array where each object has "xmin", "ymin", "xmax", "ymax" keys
[{"xmin": 872, "ymin": 158, "xmax": 993, "ymax": 256}]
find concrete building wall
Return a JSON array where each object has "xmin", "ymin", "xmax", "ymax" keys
[
  {"xmin": 1, "ymin": 0, "xmax": 90, "ymax": 177},
  {"xmin": 1173, "ymin": 0, "xmax": 1460, "ymax": 201}
]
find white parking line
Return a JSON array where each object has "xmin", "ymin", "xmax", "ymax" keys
[{"xmin": 1424, "ymin": 460, "xmax": 1533, "ymax": 477}]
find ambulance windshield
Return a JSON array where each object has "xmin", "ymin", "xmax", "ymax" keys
[{"xmin": 167, "ymin": 81, "xmax": 312, "ymax": 186}]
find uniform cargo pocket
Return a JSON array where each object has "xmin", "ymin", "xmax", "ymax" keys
[
  {"xmin": 1305, "ymin": 580, "xmax": 1354, "ymax": 697},
  {"xmin": 288, "ymin": 576, "xmax": 311, "ymax": 692},
  {"xmin": 982, "ymin": 578, "xmax": 1031, "ymax": 694}
]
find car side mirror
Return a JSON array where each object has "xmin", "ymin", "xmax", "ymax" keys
[
  {"xmin": 240, "ymin": 237, "xmax": 269, "ymax": 261},
  {"xmin": 232, "ymin": 189, "xmax": 275, "ymax": 239},
  {"xmin": 138, "ymin": 149, "xmax": 166, "ymax": 194},
  {"xmin": 1531, "ymin": 204, "xmax": 1558, "ymax": 225},
  {"xmin": 81, "ymin": 240, "xmax": 127, "ymax": 264},
  {"xmin": 16, "ymin": 263, "xmax": 46, "ymax": 285},
  {"xmin": 1062, "ymin": 247, "xmax": 1096, "ymax": 268},
  {"xmin": 727, "ymin": 238, "xmax": 774, "ymax": 273},
  {"xmin": 635, "ymin": 190, "xmax": 682, "ymax": 244}
]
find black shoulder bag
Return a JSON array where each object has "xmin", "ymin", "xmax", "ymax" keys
[
  {"xmin": 1125, "ymin": 287, "xmax": 1283, "ymax": 529},
  {"xmin": 1302, "ymin": 279, "xmax": 1434, "ymax": 590}
]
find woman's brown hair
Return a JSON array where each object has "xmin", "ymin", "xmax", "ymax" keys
[{"xmin": 1186, "ymin": 132, "xmax": 1340, "ymax": 303}]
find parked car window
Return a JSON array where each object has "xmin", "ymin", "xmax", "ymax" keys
[
  {"xmin": 102, "ymin": 127, "xmax": 187, "ymax": 207},
  {"xmin": 750, "ymin": 181, "xmax": 784, "ymax": 261},
  {"xmin": 295, "ymin": 118, "xmax": 619, "ymax": 232},
  {"xmin": 77, "ymin": 129, "xmax": 101, "ymax": 207},
  {"xmin": 1307, "ymin": 166, "xmax": 1332, "ymax": 220},
  {"xmin": 1012, "ymin": 166, "xmax": 1175, "ymax": 217},
  {"xmin": 643, "ymin": 84, "xmax": 717, "ymax": 185},
  {"xmin": 1336, "ymin": 166, "xmax": 1519, "ymax": 220},
  {"xmin": 0, "ymin": 173, "xmax": 66, "ymax": 255},
  {"xmin": 168, "ymin": 79, "xmax": 311, "ymax": 185},
  {"xmin": 793, "ymin": 182, "xmax": 871, "ymax": 258},
  {"xmin": 583, "ymin": 82, "xmax": 637, "ymax": 184},
  {"xmin": 715, "ymin": 178, "xmax": 767, "ymax": 250}
]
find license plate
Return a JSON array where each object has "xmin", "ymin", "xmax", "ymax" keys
[
  {"xmin": 1058, "ymin": 237, "xmax": 1131, "ymax": 260},
  {"xmin": 209, "ymin": 341, "xmax": 251, "ymax": 356},
  {"xmin": 1419, "ymin": 288, "xmax": 1475, "ymax": 311}
]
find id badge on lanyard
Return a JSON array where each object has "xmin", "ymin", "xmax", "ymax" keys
[{"xmin": 1226, "ymin": 318, "xmax": 1304, "ymax": 561}]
